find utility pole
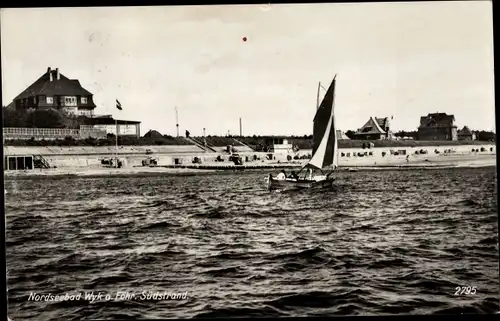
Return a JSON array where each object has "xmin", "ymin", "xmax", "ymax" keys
[
  {"xmin": 175, "ymin": 106, "xmax": 179, "ymax": 137},
  {"xmin": 203, "ymin": 127, "xmax": 206, "ymax": 146}
]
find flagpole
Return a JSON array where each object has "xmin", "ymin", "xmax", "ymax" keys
[
  {"xmin": 175, "ymin": 106, "xmax": 179, "ymax": 137},
  {"xmin": 115, "ymin": 98, "xmax": 122, "ymax": 168}
]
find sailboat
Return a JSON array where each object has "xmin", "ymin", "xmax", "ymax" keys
[{"xmin": 267, "ymin": 75, "xmax": 339, "ymax": 191}]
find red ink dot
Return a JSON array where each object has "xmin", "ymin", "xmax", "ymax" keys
[{"xmin": 242, "ymin": 37, "xmax": 247, "ymax": 42}]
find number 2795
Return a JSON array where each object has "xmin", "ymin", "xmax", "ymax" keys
[{"xmin": 455, "ymin": 286, "xmax": 476, "ymax": 295}]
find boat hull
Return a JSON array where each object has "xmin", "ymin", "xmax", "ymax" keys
[{"xmin": 267, "ymin": 175, "xmax": 334, "ymax": 191}]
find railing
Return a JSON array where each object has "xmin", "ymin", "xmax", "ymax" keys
[
  {"xmin": 3, "ymin": 127, "xmax": 108, "ymax": 140},
  {"xmin": 3, "ymin": 127, "xmax": 79, "ymax": 140},
  {"xmin": 33, "ymin": 155, "xmax": 50, "ymax": 168},
  {"xmin": 186, "ymin": 137, "xmax": 217, "ymax": 152}
]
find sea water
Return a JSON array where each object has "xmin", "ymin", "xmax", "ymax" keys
[{"xmin": 5, "ymin": 167, "xmax": 499, "ymax": 319}]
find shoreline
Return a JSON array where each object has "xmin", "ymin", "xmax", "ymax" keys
[
  {"xmin": 4, "ymin": 155, "xmax": 496, "ymax": 179},
  {"xmin": 5, "ymin": 143, "xmax": 495, "ymax": 171}
]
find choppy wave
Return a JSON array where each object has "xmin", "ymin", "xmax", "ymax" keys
[{"xmin": 5, "ymin": 167, "xmax": 499, "ymax": 320}]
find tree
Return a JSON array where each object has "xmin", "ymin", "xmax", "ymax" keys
[
  {"xmin": 345, "ymin": 130, "xmax": 356, "ymax": 139},
  {"xmin": 474, "ymin": 130, "xmax": 496, "ymax": 141},
  {"xmin": 394, "ymin": 130, "xmax": 418, "ymax": 139},
  {"xmin": 26, "ymin": 109, "xmax": 66, "ymax": 128},
  {"xmin": 63, "ymin": 114, "xmax": 84, "ymax": 129},
  {"xmin": 2, "ymin": 107, "xmax": 28, "ymax": 127}
]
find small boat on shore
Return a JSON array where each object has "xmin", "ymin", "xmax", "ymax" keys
[{"xmin": 267, "ymin": 75, "xmax": 339, "ymax": 191}]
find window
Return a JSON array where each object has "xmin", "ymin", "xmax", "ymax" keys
[
  {"xmin": 64, "ymin": 96, "xmax": 77, "ymax": 106},
  {"xmin": 81, "ymin": 97, "xmax": 88, "ymax": 104},
  {"xmin": 79, "ymin": 109, "xmax": 93, "ymax": 117},
  {"xmin": 46, "ymin": 96, "xmax": 54, "ymax": 104},
  {"xmin": 62, "ymin": 107, "xmax": 78, "ymax": 115}
]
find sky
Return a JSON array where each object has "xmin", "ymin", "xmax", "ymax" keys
[{"xmin": 1, "ymin": 2, "xmax": 495, "ymax": 136}]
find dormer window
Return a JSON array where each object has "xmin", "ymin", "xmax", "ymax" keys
[
  {"xmin": 46, "ymin": 96, "xmax": 54, "ymax": 104},
  {"xmin": 81, "ymin": 97, "xmax": 87, "ymax": 104}
]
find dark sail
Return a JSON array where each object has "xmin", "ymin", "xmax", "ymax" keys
[
  {"xmin": 307, "ymin": 75, "xmax": 338, "ymax": 170},
  {"xmin": 323, "ymin": 115, "xmax": 338, "ymax": 168},
  {"xmin": 312, "ymin": 76, "xmax": 336, "ymax": 156}
]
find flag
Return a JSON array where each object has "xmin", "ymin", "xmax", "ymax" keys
[{"xmin": 116, "ymin": 99, "xmax": 122, "ymax": 110}]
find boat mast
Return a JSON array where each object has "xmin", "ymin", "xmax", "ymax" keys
[
  {"xmin": 316, "ymin": 81, "xmax": 321, "ymax": 110},
  {"xmin": 326, "ymin": 75, "xmax": 338, "ymax": 177}
]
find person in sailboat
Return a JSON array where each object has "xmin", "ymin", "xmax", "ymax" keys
[
  {"xmin": 267, "ymin": 75, "xmax": 338, "ymax": 191},
  {"xmin": 276, "ymin": 170, "xmax": 287, "ymax": 180},
  {"xmin": 305, "ymin": 168, "xmax": 313, "ymax": 181},
  {"xmin": 288, "ymin": 171, "xmax": 299, "ymax": 180}
]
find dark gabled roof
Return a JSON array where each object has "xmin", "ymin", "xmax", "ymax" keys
[
  {"xmin": 375, "ymin": 117, "xmax": 389, "ymax": 129},
  {"xmin": 14, "ymin": 68, "xmax": 93, "ymax": 101},
  {"xmin": 419, "ymin": 113, "xmax": 455, "ymax": 128},
  {"xmin": 5, "ymin": 101, "xmax": 15, "ymax": 110},
  {"xmin": 458, "ymin": 126, "xmax": 473, "ymax": 135},
  {"xmin": 355, "ymin": 117, "xmax": 387, "ymax": 135}
]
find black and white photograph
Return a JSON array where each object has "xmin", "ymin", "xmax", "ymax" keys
[{"xmin": 2, "ymin": 2, "xmax": 498, "ymax": 320}]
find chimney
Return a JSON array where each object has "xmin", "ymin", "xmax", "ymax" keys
[
  {"xmin": 47, "ymin": 67, "xmax": 51, "ymax": 73},
  {"xmin": 49, "ymin": 68, "xmax": 53, "ymax": 82},
  {"xmin": 56, "ymin": 68, "xmax": 60, "ymax": 80}
]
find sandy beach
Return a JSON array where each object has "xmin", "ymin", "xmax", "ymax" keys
[
  {"xmin": 3, "ymin": 166, "xmax": 218, "ymax": 178},
  {"xmin": 346, "ymin": 154, "xmax": 496, "ymax": 168},
  {"xmin": 4, "ymin": 153, "xmax": 495, "ymax": 178}
]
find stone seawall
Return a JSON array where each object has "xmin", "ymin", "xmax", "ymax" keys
[{"xmin": 3, "ymin": 143, "xmax": 497, "ymax": 169}]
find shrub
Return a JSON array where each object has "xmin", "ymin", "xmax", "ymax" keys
[
  {"xmin": 27, "ymin": 109, "xmax": 67, "ymax": 128},
  {"xmin": 2, "ymin": 107, "xmax": 29, "ymax": 127}
]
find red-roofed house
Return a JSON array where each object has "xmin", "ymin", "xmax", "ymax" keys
[
  {"xmin": 353, "ymin": 117, "xmax": 391, "ymax": 140},
  {"xmin": 417, "ymin": 113, "xmax": 457, "ymax": 140},
  {"xmin": 11, "ymin": 67, "xmax": 97, "ymax": 117}
]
